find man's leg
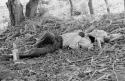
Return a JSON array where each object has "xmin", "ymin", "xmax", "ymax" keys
[
  {"xmin": 19, "ymin": 35, "xmax": 63, "ymax": 59},
  {"xmin": 19, "ymin": 45, "xmax": 56, "ymax": 58},
  {"xmin": 0, "ymin": 35, "xmax": 63, "ymax": 60},
  {"xmin": 0, "ymin": 44, "xmax": 59, "ymax": 60},
  {"xmin": 34, "ymin": 31, "xmax": 56, "ymax": 48}
]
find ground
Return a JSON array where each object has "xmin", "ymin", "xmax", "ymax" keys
[{"xmin": 0, "ymin": 13, "xmax": 125, "ymax": 81}]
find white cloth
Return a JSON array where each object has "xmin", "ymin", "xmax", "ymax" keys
[
  {"xmin": 78, "ymin": 37, "xmax": 93, "ymax": 49},
  {"xmin": 61, "ymin": 30, "xmax": 82, "ymax": 49},
  {"xmin": 61, "ymin": 30, "xmax": 93, "ymax": 49}
]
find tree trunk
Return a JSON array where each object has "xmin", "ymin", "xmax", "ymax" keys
[
  {"xmin": 88, "ymin": 0, "xmax": 94, "ymax": 15},
  {"xmin": 104, "ymin": 0, "xmax": 110, "ymax": 13},
  {"xmin": 124, "ymin": 0, "xmax": 125, "ymax": 11},
  {"xmin": 69, "ymin": 0, "xmax": 73, "ymax": 16},
  {"xmin": 6, "ymin": 0, "xmax": 24, "ymax": 26},
  {"xmin": 25, "ymin": 0, "xmax": 39, "ymax": 18}
]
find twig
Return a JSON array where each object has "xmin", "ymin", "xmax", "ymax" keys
[
  {"xmin": 10, "ymin": 43, "xmax": 19, "ymax": 61},
  {"xmin": 111, "ymin": 27, "xmax": 125, "ymax": 34},
  {"xmin": 112, "ymin": 60, "xmax": 119, "ymax": 81},
  {"xmin": 0, "ymin": 48, "xmax": 8, "ymax": 50},
  {"xmin": 85, "ymin": 25, "xmax": 96, "ymax": 34},
  {"xmin": 93, "ymin": 46, "xmax": 106, "ymax": 61},
  {"xmin": 89, "ymin": 70, "xmax": 97, "ymax": 81},
  {"xmin": 94, "ymin": 73, "xmax": 111, "ymax": 81}
]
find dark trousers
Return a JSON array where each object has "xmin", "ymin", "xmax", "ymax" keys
[{"xmin": 19, "ymin": 32, "xmax": 63, "ymax": 59}]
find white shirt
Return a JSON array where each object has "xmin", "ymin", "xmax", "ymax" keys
[
  {"xmin": 61, "ymin": 30, "xmax": 82, "ymax": 49},
  {"xmin": 78, "ymin": 37, "xmax": 93, "ymax": 49},
  {"xmin": 61, "ymin": 30, "xmax": 93, "ymax": 49}
]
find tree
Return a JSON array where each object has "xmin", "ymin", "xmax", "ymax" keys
[
  {"xmin": 124, "ymin": 0, "xmax": 125, "ymax": 11},
  {"xmin": 104, "ymin": 0, "xmax": 110, "ymax": 13},
  {"xmin": 69, "ymin": 0, "xmax": 73, "ymax": 16},
  {"xmin": 6, "ymin": 0, "xmax": 24, "ymax": 26},
  {"xmin": 88, "ymin": 0, "xmax": 94, "ymax": 15},
  {"xmin": 25, "ymin": 0, "xmax": 39, "ymax": 18}
]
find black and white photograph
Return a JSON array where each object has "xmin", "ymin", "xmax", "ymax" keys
[{"xmin": 0, "ymin": 0, "xmax": 125, "ymax": 81}]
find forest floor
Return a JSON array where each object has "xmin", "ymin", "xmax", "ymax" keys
[{"xmin": 0, "ymin": 13, "xmax": 125, "ymax": 81}]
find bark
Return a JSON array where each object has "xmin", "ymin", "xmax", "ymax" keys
[
  {"xmin": 124, "ymin": 0, "xmax": 125, "ymax": 11},
  {"xmin": 69, "ymin": 0, "xmax": 73, "ymax": 16},
  {"xmin": 25, "ymin": 0, "xmax": 39, "ymax": 18},
  {"xmin": 6, "ymin": 0, "xmax": 25, "ymax": 26},
  {"xmin": 104, "ymin": 0, "xmax": 110, "ymax": 13},
  {"xmin": 88, "ymin": 0, "xmax": 94, "ymax": 15}
]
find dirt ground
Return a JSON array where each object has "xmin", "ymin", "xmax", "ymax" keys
[{"xmin": 0, "ymin": 13, "xmax": 125, "ymax": 81}]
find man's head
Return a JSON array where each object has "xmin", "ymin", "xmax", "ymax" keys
[
  {"xmin": 78, "ymin": 32, "xmax": 95, "ymax": 49},
  {"xmin": 78, "ymin": 32, "xmax": 85, "ymax": 37}
]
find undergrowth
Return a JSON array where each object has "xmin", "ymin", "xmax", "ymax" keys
[{"xmin": 0, "ymin": 13, "xmax": 125, "ymax": 81}]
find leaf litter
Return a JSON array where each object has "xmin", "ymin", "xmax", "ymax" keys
[{"xmin": 0, "ymin": 13, "xmax": 125, "ymax": 81}]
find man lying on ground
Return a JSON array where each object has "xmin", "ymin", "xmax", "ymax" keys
[
  {"xmin": 19, "ymin": 30, "xmax": 96, "ymax": 59},
  {"xmin": 2, "ymin": 29, "xmax": 122, "ymax": 61},
  {"xmin": 17, "ymin": 29, "xmax": 122, "ymax": 58}
]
